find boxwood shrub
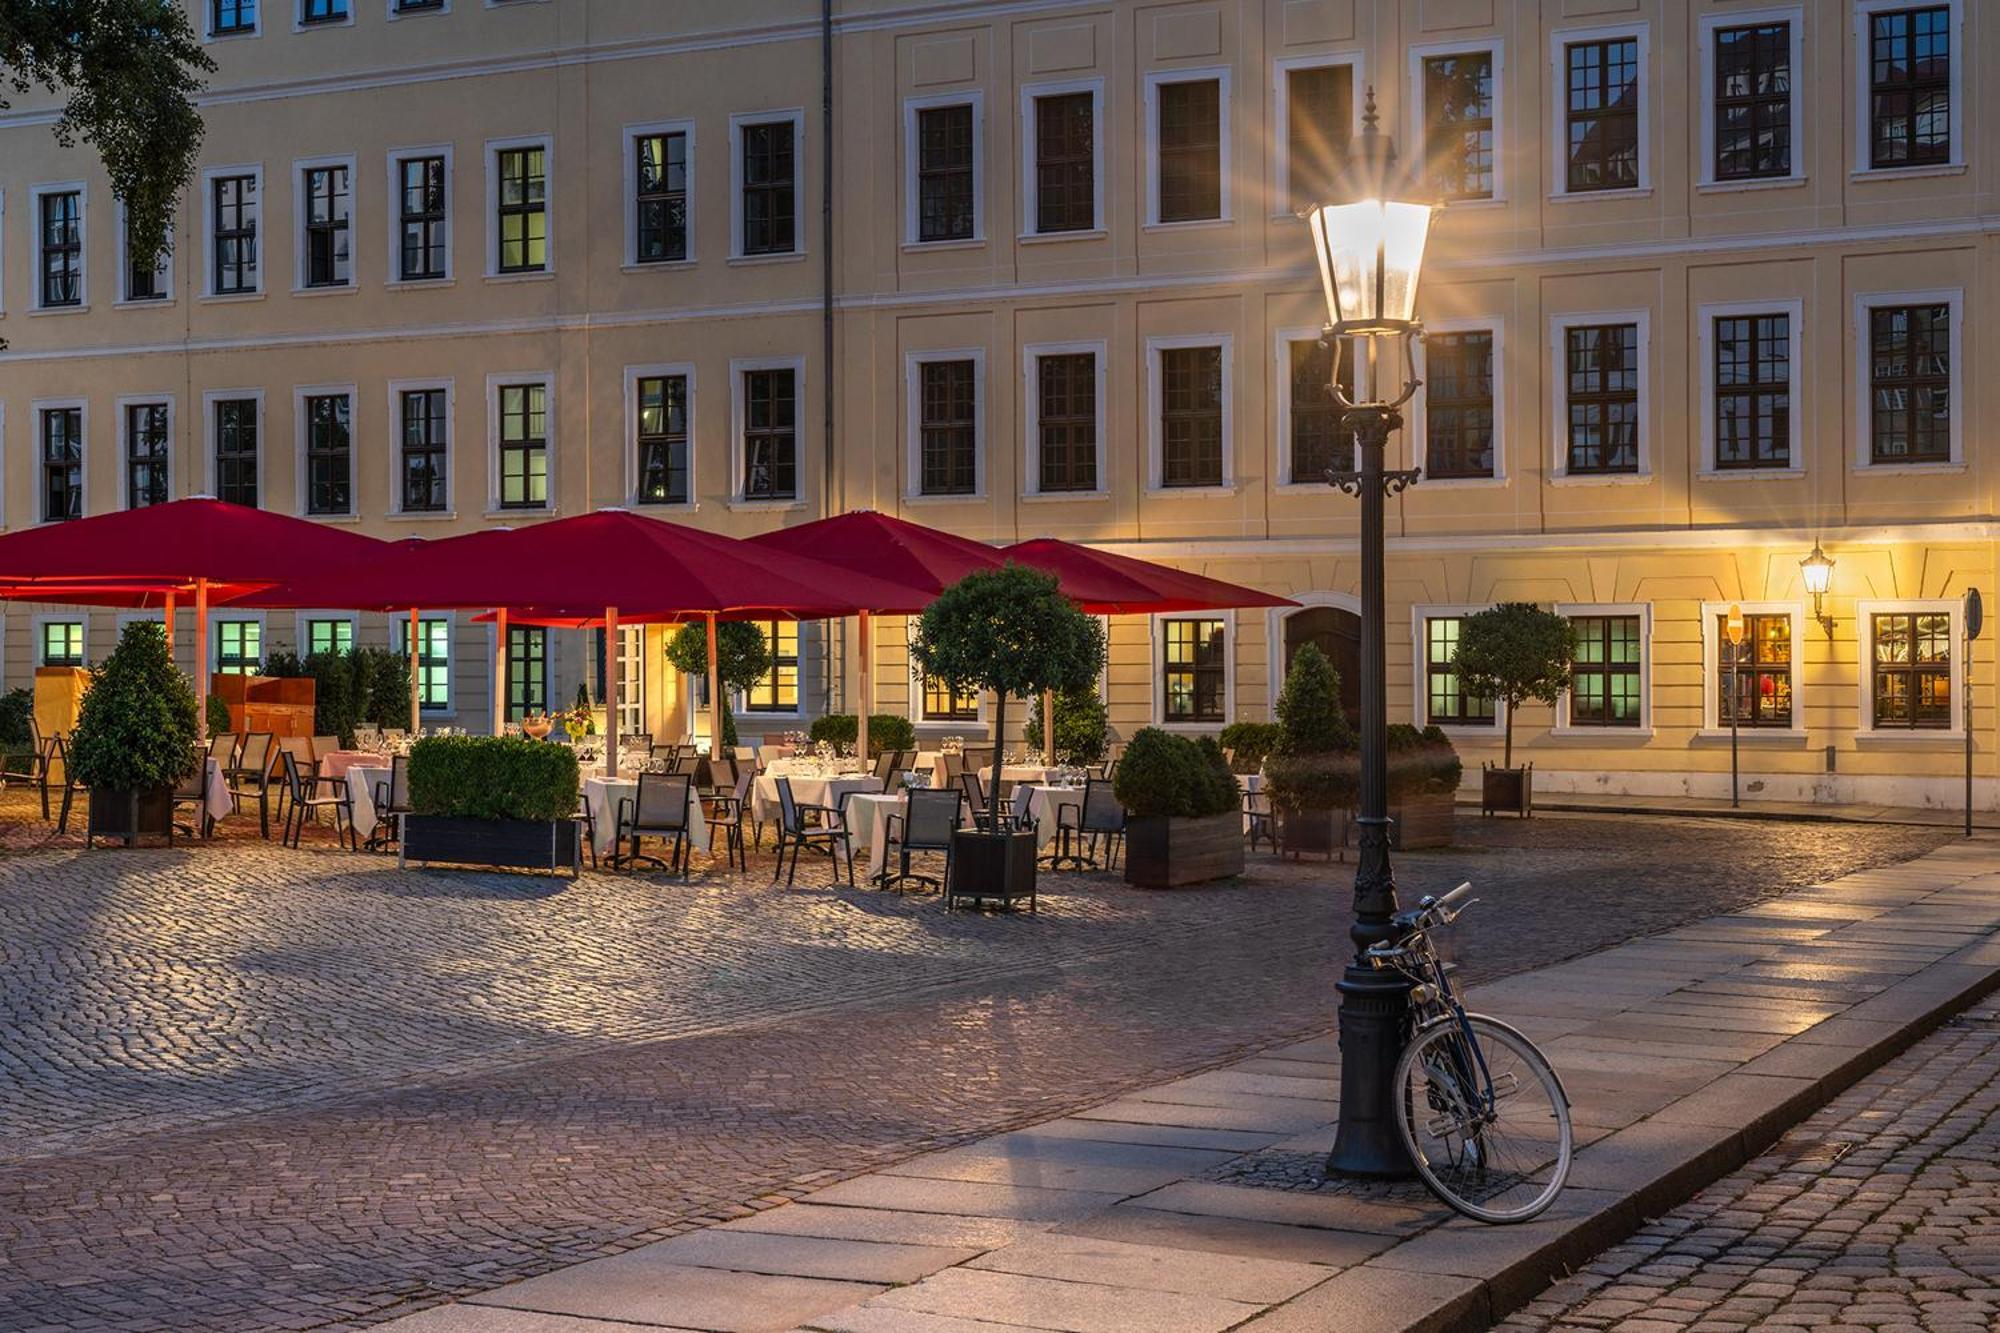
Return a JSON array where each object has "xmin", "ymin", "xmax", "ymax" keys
[
  {"xmin": 1112, "ymin": 727, "xmax": 1239, "ymax": 819},
  {"xmin": 1217, "ymin": 721, "xmax": 1282, "ymax": 771},
  {"xmin": 407, "ymin": 735, "xmax": 580, "ymax": 822},
  {"xmin": 807, "ymin": 713, "xmax": 918, "ymax": 756}
]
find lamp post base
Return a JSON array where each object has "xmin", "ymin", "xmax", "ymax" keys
[{"xmin": 1325, "ymin": 957, "xmax": 1416, "ymax": 1178}]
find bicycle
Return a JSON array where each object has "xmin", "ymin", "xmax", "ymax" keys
[{"xmin": 1367, "ymin": 881, "xmax": 1573, "ymax": 1224}]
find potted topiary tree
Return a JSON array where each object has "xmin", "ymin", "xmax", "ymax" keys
[
  {"xmin": 402, "ymin": 735, "xmax": 583, "ymax": 875},
  {"xmin": 913, "ymin": 566, "xmax": 1105, "ymax": 909},
  {"xmin": 1024, "ymin": 685, "xmax": 1110, "ymax": 767},
  {"xmin": 665, "ymin": 620, "xmax": 773, "ymax": 750},
  {"xmin": 1114, "ymin": 728, "xmax": 1243, "ymax": 888},
  {"xmin": 1453, "ymin": 602, "xmax": 1576, "ymax": 817},
  {"xmin": 1262, "ymin": 644, "xmax": 1359, "ymax": 857},
  {"xmin": 68, "ymin": 622, "xmax": 201, "ymax": 846},
  {"xmin": 1386, "ymin": 723, "xmax": 1465, "ymax": 848}
]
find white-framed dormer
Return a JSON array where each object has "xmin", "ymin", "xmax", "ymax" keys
[
  {"xmin": 1143, "ymin": 66, "xmax": 1233, "ymax": 229},
  {"xmin": 200, "ymin": 163, "xmax": 266, "ymax": 300},
  {"xmin": 1271, "ymin": 52, "xmax": 1364, "ymax": 218},
  {"xmin": 484, "ymin": 371, "xmax": 556, "ymax": 515},
  {"xmin": 1020, "ymin": 339, "xmax": 1109, "ymax": 502},
  {"xmin": 1144, "ymin": 332, "xmax": 1235, "ymax": 496},
  {"xmin": 294, "ymin": 0, "xmax": 356, "ymax": 32},
  {"xmin": 902, "ymin": 91, "xmax": 985, "ymax": 249},
  {"xmin": 114, "ymin": 199, "xmax": 174, "ymax": 307},
  {"xmin": 385, "ymin": 143, "xmax": 454, "ymax": 287},
  {"xmin": 621, "ymin": 118, "xmax": 697, "ymax": 269},
  {"xmin": 291, "ymin": 152, "xmax": 359, "ymax": 295},
  {"xmin": 1551, "ymin": 600, "xmax": 1653, "ymax": 737},
  {"xmin": 1855, "ymin": 597, "xmax": 1965, "ymax": 740},
  {"xmin": 199, "ymin": 388, "xmax": 265, "ymax": 503},
  {"xmin": 29, "ymin": 397, "xmax": 88, "ymax": 525},
  {"xmin": 1408, "ymin": 317, "xmax": 1507, "ymax": 486},
  {"xmin": 1409, "ymin": 604, "xmax": 1505, "ymax": 738},
  {"xmin": 1548, "ymin": 21, "xmax": 1652, "ymax": 199},
  {"xmin": 292, "ymin": 382, "xmax": 359, "ymax": 520},
  {"xmin": 903, "ymin": 347, "xmax": 987, "ymax": 504},
  {"xmin": 1150, "ymin": 610, "xmax": 1236, "ymax": 732},
  {"xmin": 727, "ymin": 109, "xmax": 807, "ymax": 263},
  {"xmin": 1018, "ymin": 77, "xmax": 1105, "ymax": 240},
  {"xmin": 1697, "ymin": 600, "xmax": 1809, "ymax": 739},
  {"xmin": 204, "ymin": 0, "xmax": 263, "ymax": 41},
  {"xmin": 727, "ymin": 354, "xmax": 808, "ymax": 511},
  {"xmin": 1405, "ymin": 39, "xmax": 1507, "ymax": 206},
  {"xmin": 1697, "ymin": 298, "xmax": 1805, "ymax": 480},
  {"xmin": 1548, "ymin": 308, "xmax": 1652, "ymax": 484},
  {"xmin": 28, "ymin": 181, "xmax": 88, "ymax": 314},
  {"xmin": 385, "ymin": 376, "xmax": 456, "ymax": 519},
  {"xmin": 621, "ymin": 361, "xmax": 698, "ymax": 511},
  {"xmin": 482, "ymin": 133, "xmax": 555, "ymax": 279},
  {"xmin": 1696, "ymin": 8, "xmax": 1806, "ymax": 191},
  {"xmin": 112, "ymin": 393, "xmax": 176, "ymax": 510},
  {"xmin": 1851, "ymin": 287, "xmax": 1964, "ymax": 473},
  {"xmin": 1851, "ymin": 0, "xmax": 1965, "ymax": 178}
]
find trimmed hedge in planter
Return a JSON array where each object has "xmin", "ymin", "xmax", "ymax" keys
[
  {"xmin": 1114, "ymin": 728, "xmax": 1243, "ymax": 888},
  {"xmin": 404, "ymin": 736, "xmax": 582, "ymax": 875},
  {"xmin": 809, "ymin": 713, "xmax": 918, "ymax": 757}
]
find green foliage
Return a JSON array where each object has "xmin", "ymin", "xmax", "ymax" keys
[
  {"xmin": 356, "ymin": 648, "xmax": 411, "ymax": 728},
  {"xmin": 1387, "ymin": 723, "xmax": 1464, "ymax": 796},
  {"xmin": 0, "ymin": 687, "xmax": 32, "ymax": 749},
  {"xmin": 1274, "ymin": 643, "xmax": 1354, "ymax": 757},
  {"xmin": 1024, "ymin": 686, "xmax": 1110, "ymax": 765},
  {"xmin": 261, "ymin": 650, "xmax": 304, "ymax": 678},
  {"xmin": 1112, "ymin": 727, "xmax": 1240, "ymax": 819},
  {"xmin": 67, "ymin": 622, "xmax": 198, "ymax": 791},
  {"xmin": 666, "ymin": 621, "xmax": 769, "ymax": 752},
  {"xmin": 303, "ymin": 652, "xmax": 356, "ymax": 747},
  {"xmin": 809, "ymin": 713, "xmax": 917, "ymax": 757},
  {"xmin": 206, "ymin": 693, "xmax": 232, "ymax": 739},
  {"xmin": 913, "ymin": 566, "xmax": 1105, "ymax": 703},
  {"xmin": 1454, "ymin": 603, "xmax": 1577, "ymax": 766},
  {"xmin": 407, "ymin": 735, "xmax": 580, "ymax": 822},
  {"xmin": 1217, "ymin": 721, "xmax": 1283, "ymax": 771}
]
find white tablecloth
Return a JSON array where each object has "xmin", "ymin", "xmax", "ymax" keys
[
  {"xmin": 753, "ymin": 773, "xmax": 879, "ymax": 823},
  {"xmin": 981, "ymin": 764, "xmax": 1056, "ymax": 787},
  {"xmin": 201, "ymin": 757, "xmax": 233, "ymax": 820},
  {"xmin": 585, "ymin": 774, "xmax": 711, "ymax": 859},
  {"xmin": 1011, "ymin": 784, "xmax": 1077, "ymax": 851},
  {"xmin": 1240, "ymin": 772, "xmax": 1265, "ymax": 832},
  {"xmin": 846, "ymin": 792, "xmax": 906, "ymax": 880},
  {"xmin": 347, "ymin": 764, "xmax": 392, "ymax": 841}
]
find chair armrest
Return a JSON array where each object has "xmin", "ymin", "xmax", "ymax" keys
[
  {"xmin": 882, "ymin": 813, "xmax": 904, "ymax": 846},
  {"xmin": 798, "ymin": 802, "xmax": 848, "ymax": 830}
]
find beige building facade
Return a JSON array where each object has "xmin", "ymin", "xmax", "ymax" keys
[{"xmin": 0, "ymin": 0, "xmax": 1995, "ymax": 808}]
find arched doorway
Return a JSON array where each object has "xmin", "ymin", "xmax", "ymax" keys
[{"xmin": 1284, "ymin": 605, "xmax": 1363, "ymax": 729}]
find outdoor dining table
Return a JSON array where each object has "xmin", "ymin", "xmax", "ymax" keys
[
  {"xmin": 317, "ymin": 750, "xmax": 385, "ymax": 782},
  {"xmin": 345, "ymin": 763, "xmax": 394, "ymax": 842},
  {"xmin": 850, "ymin": 785, "xmax": 1071, "ymax": 882},
  {"xmin": 980, "ymin": 764, "xmax": 1057, "ymax": 787},
  {"xmin": 751, "ymin": 772, "xmax": 879, "ymax": 823},
  {"xmin": 583, "ymin": 771, "xmax": 710, "ymax": 861},
  {"xmin": 1011, "ymin": 784, "xmax": 1077, "ymax": 852}
]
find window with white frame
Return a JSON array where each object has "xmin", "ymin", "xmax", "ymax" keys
[
  {"xmin": 122, "ymin": 400, "xmax": 171, "ymax": 509},
  {"xmin": 394, "ymin": 384, "xmax": 450, "ymax": 513},
  {"xmin": 302, "ymin": 389, "xmax": 353, "ymax": 516},
  {"xmin": 632, "ymin": 368, "xmax": 691, "ymax": 506},
  {"xmin": 1025, "ymin": 82, "xmax": 1100, "ymax": 235},
  {"xmin": 210, "ymin": 395, "xmax": 260, "ymax": 508},
  {"xmin": 630, "ymin": 124, "xmax": 691, "ymax": 265},
  {"xmin": 1706, "ymin": 307, "xmax": 1794, "ymax": 472},
  {"xmin": 1864, "ymin": 603, "xmax": 1957, "ymax": 731},
  {"xmin": 36, "ymin": 186, "xmax": 84, "ymax": 309},
  {"xmin": 615, "ymin": 626, "xmax": 644, "ymax": 738},
  {"xmin": 1865, "ymin": 4, "xmax": 1954, "ymax": 169},
  {"xmin": 300, "ymin": 161, "xmax": 352, "ymax": 289},
  {"xmin": 733, "ymin": 114, "xmax": 801, "ymax": 258},
  {"xmin": 40, "ymin": 404, "xmax": 84, "ymax": 522},
  {"xmin": 909, "ymin": 353, "xmax": 980, "ymax": 498},
  {"xmin": 209, "ymin": 170, "xmax": 261, "ymax": 295},
  {"xmin": 736, "ymin": 362, "xmax": 799, "ymax": 502},
  {"xmin": 1710, "ymin": 17, "xmax": 1795, "ymax": 182},
  {"xmin": 394, "ymin": 152, "xmax": 449, "ymax": 281},
  {"xmin": 1149, "ymin": 337, "xmax": 1230, "ymax": 491},
  {"xmin": 1565, "ymin": 611, "xmax": 1646, "ymax": 728},
  {"xmin": 1704, "ymin": 605, "xmax": 1797, "ymax": 730},
  {"xmin": 1025, "ymin": 343, "xmax": 1103, "ymax": 495},
  {"xmin": 1866, "ymin": 299, "xmax": 1952, "ymax": 466},
  {"xmin": 1279, "ymin": 59, "xmax": 1354, "ymax": 212},
  {"xmin": 304, "ymin": 617, "xmax": 353, "ymax": 656},
  {"xmin": 1160, "ymin": 617, "xmax": 1228, "ymax": 724},
  {"xmin": 492, "ymin": 380, "xmax": 549, "ymax": 510},
  {"xmin": 400, "ymin": 616, "xmax": 451, "ymax": 712},
  {"xmin": 909, "ymin": 97, "xmax": 978, "ymax": 244},
  {"xmin": 1418, "ymin": 50, "xmax": 1497, "ymax": 201},
  {"xmin": 492, "ymin": 142, "xmax": 548, "ymax": 274},
  {"xmin": 1556, "ymin": 28, "xmax": 1645, "ymax": 193},
  {"xmin": 1421, "ymin": 614, "xmax": 1496, "ymax": 727},
  {"xmin": 215, "ymin": 619, "xmax": 264, "ymax": 675},
  {"xmin": 39, "ymin": 620, "xmax": 85, "ymax": 667},
  {"xmin": 1147, "ymin": 71, "xmax": 1227, "ymax": 225},
  {"xmin": 1554, "ymin": 314, "xmax": 1645, "ymax": 477}
]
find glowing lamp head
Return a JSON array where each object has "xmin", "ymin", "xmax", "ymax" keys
[
  {"xmin": 1301, "ymin": 86, "xmax": 1436, "ymax": 339},
  {"xmin": 1799, "ymin": 544, "xmax": 1835, "ymax": 598}
]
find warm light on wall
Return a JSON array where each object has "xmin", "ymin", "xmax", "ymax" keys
[{"xmin": 1800, "ymin": 543, "xmax": 1836, "ymax": 638}]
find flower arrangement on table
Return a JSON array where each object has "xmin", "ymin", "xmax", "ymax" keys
[{"xmin": 556, "ymin": 703, "xmax": 595, "ymax": 740}]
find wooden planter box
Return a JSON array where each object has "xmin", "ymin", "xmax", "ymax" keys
[
  {"xmin": 86, "ymin": 786, "xmax": 176, "ymax": 847},
  {"xmin": 947, "ymin": 829, "xmax": 1038, "ymax": 911},
  {"xmin": 1481, "ymin": 763, "xmax": 1534, "ymax": 817},
  {"xmin": 1125, "ymin": 812, "xmax": 1245, "ymax": 888},
  {"xmin": 1389, "ymin": 792, "xmax": 1456, "ymax": 850},
  {"xmin": 1276, "ymin": 806, "xmax": 1347, "ymax": 861},
  {"xmin": 400, "ymin": 815, "xmax": 581, "ymax": 877}
]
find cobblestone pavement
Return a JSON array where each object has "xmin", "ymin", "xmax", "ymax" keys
[
  {"xmin": 1501, "ymin": 1000, "xmax": 2000, "ymax": 1333},
  {"xmin": 0, "ymin": 793, "xmax": 1953, "ymax": 1332}
]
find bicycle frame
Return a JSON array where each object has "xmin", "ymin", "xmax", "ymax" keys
[{"xmin": 1385, "ymin": 933, "xmax": 1503, "ymax": 1123}]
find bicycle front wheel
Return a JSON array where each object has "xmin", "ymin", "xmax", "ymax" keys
[{"xmin": 1394, "ymin": 1014, "xmax": 1572, "ymax": 1224}]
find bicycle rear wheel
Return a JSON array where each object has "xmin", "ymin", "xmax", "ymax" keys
[{"xmin": 1394, "ymin": 1014, "xmax": 1571, "ymax": 1223}]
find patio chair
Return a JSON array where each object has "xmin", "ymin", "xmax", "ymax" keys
[
  {"xmin": 870, "ymin": 748, "xmax": 902, "ymax": 788},
  {"xmin": 2, "ymin": 719, "xmax": 51, "ymax": 816},
  {"xmin": 1052, "ymin": 778, "xmax": 1126, "ymax": 871},
  {"xmin": 368, "ymin": 755, "xmax": 411, "ymax": 851},
  {"xmin": 1244, "ymin": 788, "xmax": 1278, "ymax": 855},
  {"xmin": 880, "ymin": 788, "xmax": 961, "ymax": 894},
  {"xmin": 573, "ymin": 793, "xmax": 598, "ymax": 871},
  {"xmin": 613, "ymin": 772, "xmax": 693, "ymax": 873},
  {"xmin": 961, "ymin": 746, "xmax": 997, "ymax": 779},
  {"xmin": 704, "ymin": 763, "xmax": 757, "ymax": 871},
  {"xmin": 46, "ymin": 735, "xmax": 86, "ymax": 834},
  {"xmin": 650, "ymin": 741, "xmax": 686, "ymax": 766},
  {"xmin": 772, "ymin": 775, "xmax": 853, "ymax": 888},
  {"xmin": 959, "ymin": 772, "xmax": 1020, "ymax": 834},
  {"xmin": 170, "ymin": 759, "xmax": 213, "ymax": 841},
  {"xmin": 274, "ymin": 737, "xmax": 316, "ymax": 821},
  {"xmin": 311, "ymin": 735, "xmax": 341, "ymax": 763},
  {"xmin": 278, "ymin": 749, "xmax": 355, "ymax": 850},
  {"xmin": 667, "ymin": 750, "xmax": 701, "ymax": 778},
  {"xmin": 227, "ymin": 733, "xmax": 278, "ymax": 838}
]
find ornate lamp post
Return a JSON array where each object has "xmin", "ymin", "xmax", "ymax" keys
[{"xmin": 1304, "ymin": 91, "xmax": 1437, "ymax": 1179}]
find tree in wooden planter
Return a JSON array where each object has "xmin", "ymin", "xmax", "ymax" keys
[
  {"xmin": 1453, "ymin": 603, "xmax": 1575, "ymax": 816},
  {"xmin": 1113, "ymin": 728, "xmax": 1244, "ymax": 888},
  {"xmin": 68, "ymin": 622, "xmax": 201, "ymax": 846},
  {"xmin": 913, "ymin": 566, "xmax": 1105, "ymax": 909},
  {"xmin": 665, "ymin": 621, "xmax": 773, "ymax": 750},
  {"xmin": 403, "ymin": 735, "xmax": 583, "ymax": 875},
  {"xmin": 1263, "ymin": 643, "xmax": 1359, "ymax": 858},
  {"xmin": 1386, "ymin": 723, "xmax": 1465, "ymax": 849}
]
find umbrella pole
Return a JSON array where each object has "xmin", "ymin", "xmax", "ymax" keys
[
  {"xmin": 163, "ymin": 589, "xmax": 177, "ymax": 669},
  {"xmin": 408, "ymin": 608, "xmax": 421, "ymax": 734},
  {"xmin": 604, "ymin": 607, "xmax": 619, "ymax": 779},
  {"xmin": 1042, "ymin": 688, "xmax": 1056, "ymax": 766},
  {"xmin": 705, "ymin": 613, "xmax": 722, "ymax": 759},
  {"xmin": 194, "ymin": 579, "xmax": 210, "ymax": 732},
  {"xmin": 492, "ymin": 607, "xmax": 508, "ymax": 737},
  {"xmin": 856, "ymin": 611, "xmax": 871, "ymax": 763}
]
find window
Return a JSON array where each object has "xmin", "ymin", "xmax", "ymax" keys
[
  {"xmin": 38, "ymin": 190, "xmax": 82, "ymax": 308},
  {"xmin": 400, "ymin": 388, "xmax": 449, "ymax": 512},
  {"xmin": 124, "ymin": 213, "xmax": 168, "ymax": 302},
  {"xmin": 635, "ymin": 373, "xmax": 689, "ymax": 505},
  {"xmin": 212, "ymin": 0, "xmax": 256, "ymax": 35},
  {"xmin": 1871, "ymin": 610, "xmax": 1951, "ymax": 729},
  {"xmin": 1287, "ymin": 337, "xmax": 1350, "ymax": 484},
  {"xmin": 634, "ymin": 131, "xmax": 689, "ymax": 263},
  {"xmin": 1869, "ymin": 6, "xmax": 1951, "ymax": 169},
  {"xmin": 738, "ymin": 119, "xmax": 796, "ymax": 257},
  {"xmin": 1157, "ymin": 344, "xmax": 1225, "ymax": 489},
  {"xmin": 1424, "ymin": 617, "xmax": 1495, "ymax": 726},
  {"xmin": 1424, "ymin": 331, "xmax": 1496, "ymax": 479},
  {"xmin": 302, "ymin": 163, "xmax": 351, "ymax": 288},
  {"xmin": 1715, "ymin": 22, "xmax": 1791, "ymax": 181},
  {"xmin": 915, "ymin": 103, "xmax": 976, "ymax": 243},
  {"xmin": 744, "ymin": 621, "xmax": 799, "ymax": 712},
  {"xmin": 124, "ymin": 402, "xmax": 170, "ymax": 509},
  {"xmin": 916, "ymin": 358, "xmax": 978, "ymax": 497},
  {"xmin": 1869, "ymin": 303, "xmax": 1950, "ymax": 465},
  {"xmin": 40, "ymin": 621, "xmax": 85, "ymax": 667},
  {"xmin": 506, "ymin": 627, "xmax": 548, "ymax": 721},
  {"xmin": 1563, "ymin": 37, "xmax": 1641, "ymax": 192},
  {"xmin": 1162, "ymin": 619, "xmax": 1226, "ymax": 723},
  {"xmin": 1153, "ymin": 76, "xmax": 1223, "ymax": 224},
  {"xmin": 1034, "ymin": 350, "xmax": 1099, "ymax": 493},
  {"xmin": 495, "ymin": 145, "xmax": 547, "ymax": 274},
  {"xmin": 1568, "ymin": 614, "xmax": 1643, "ymax": 727},
  {"xmin": 211, "ymin": 173, "xmax": 260, "ymax": 294},
  {"xmin": 1714, "ymin": 313, "xmax": 1790, "ymax": 469},
  {"xmin": 741, "ymin": 367, "xmax": 797, "ymax": 501},
  {"xmin": 401, "ymin": 617, "xmax": 450, "ymax": 712},
  {"xmin": 495, "ymin": 383, "xmax": 548, "ymax": 510},
  {"xmin": 1563, "ymin": 322, "xmax": 1640, "ymax": 475},
  {"xmin": 397, "ymin": 155, "xmax": 447, "ymax": 281},
  {"xmin": 301, "ymin": 0, "xmax": 347, "ymax": 25},
  {"xmin": 1032, "ymin": 90, "xmax": 1096, "ymax": 233},
  {"xmin": 394, "ymin": 0, "xmax": 443, "ymax": 11},
  {"xmin": 1284, "ymin": 63, "xmax": 1351, "ymax": 211},
  {"xmin": 215, "ymin": 620, "xmax": 263, "ymax": 676},
  {"xmin": 212, "ymin": 398, "xmax": 259, "ymax": 507},
  {"xmin": 922, "ymin": 676, "xmax": 980, "ymax": 723},
  {"xmin": 615, "ymin": 626, "xmax": 644, "ymax": 739},
  {"xmin": 1422, "ymin": 52, "xmax": 1496, "ymax": 200},
  {"xmin": 305, "ymin": 392, "xmax": 352, "ymax": 516},
  {"xmin": 1718, "ymin": 612, "xmax": 1792, "ymax": 728},
  {"xmin": 306, "ymin": 618, "xmax": 353, "ymax": 656},
  {"xmin": 41, "ymin": 406, "xmax": 83, "ymax": 522}
]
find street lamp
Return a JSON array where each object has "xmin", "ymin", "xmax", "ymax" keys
[
  {"xmin": 1305, "ymin": 89, "xmax": 1437, "ymax": 1180},
  {"xmin": 1800, "ymin": 543, "xmax": 1836, "ymax": 639},
  {"xmin": 1725, "ymin": 604, "xmax": 1745, "ymax": 808}
]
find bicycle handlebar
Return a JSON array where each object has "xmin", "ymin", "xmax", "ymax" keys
[{"xmin": 1435, "ymin": 881, "xmax": 1474, "ymax": 912}]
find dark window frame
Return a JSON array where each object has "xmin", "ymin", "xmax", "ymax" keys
[
  {"xmin": 402, "ymin": 616, "xmax": 451, "ymax": 712},
  {"xmin": 211, "ymin": 0, "xmax": 257, "ymax": 35},
  {"xmin": 211, "ymin": 173, "xmax": 260, "ymax": 295},
  {"xmin": 1714, "ymin": 21, "xmax": 1793, "ymax": 181},
  {"xmin": 1714, "ymin": 312, "xmax": 1791, "ymax": 470},
  {"xmin": 397, "ymin": 155, "xmax": 447, "ymax": 282},
  {"xmin": 38, "ymin": 189, "xmax": 82, "ymax": 308},
  {"xmin": 215, "ymin": 620, "xmax": 263, "ymax": 676},
  {"xmin": 1035, "ymin": 351, "xmax": 1099, "ymax": 494},
  {"xmin": 212, "ymin": 397, "xmax": 260, "ymax": 509},
  {"xmin": 1033, "ymin": 90, "xmax": 1097, "ymax": 234},
  {"xmin": 1155, "ymin": 76, "xmax": 1223, "ymax": 224},
  {"xmin": 635, "ymin": 373, "xmax": 690, "ymax": 506},
  {"xmin": 1568, "ymin": 614, "xmax": 1644, "ymax": 728},
  {"xmin": 506, "ymin": 626, "xmax": 549, "ymax": 722},
  {"xmin": 1158, "ymin": 343, "xmax": 1225, "ymax": 490},
  {"xmin": 1868, "ymin": 303, "xmax": 1952, "ymax": 465},
  {"xmin": 300, "ymin": 0, "xmax": 348, "ymax": 25},
  {"xmin": 1423, "ymin": 330, "xmax": 1496, "ymax": 479},
  {"xmin": 302, "ymin": 163, "xmax": 351, "ymax": 289},
  {"xmin": 40, "ymin": 621, "xmax": 85, "ymax": 667},
  {"xmin": 1870, "ymin": 610, "xmax": 1952, "ymax": 730},
  {"xmin": 739, "ymin": 119, "xmax": 798, "ymax": 258},
  {"xmin": 124, "ymin": 402, "xmax": 171, "ymax": 510},
  {"xmin": 741, "ymin": 367, "xmax": 798, "ymax": 501},
  {"xmin": 915, "ymin": 102, "xmax": 977, "ymax": 243},
  {"xmin": 1421, "ymin": 51, "xmax": 1496, "ymax": 200},
  {"xmin": 1563, "ymin": 37, "xmax": 1642, "ymax": 193},
  {"xmin": 916, "ymin": 358, "xmax": 979, "ymax": 497},
  {"xmin": 1564, "ymin": 322, "xmax": 1641, "ymax": 475},
  {"xmin": 1425, "ymin": 616, "xmax": 1496, "ymax": 726},
  {"xmin": 1718, "ymin": 612, "xmax": 1793, "ymax": 729},
  {"xmin": 495, "ymin": 145, "xmax": 547, "ymax": 275},
  {"xmin": 399, "ymin": 387, "xmax": 449, "ymax": 513},
  {"xmin": 496, "ymin": 382, "xmax": 549, "ymax": 511},
  {"xmin": 40, "ymin": 407, "xmax": 83, "ymax": 523},
  {"xmin": 125, "ymin": 213, "xmax": 168, "ymax": 302},
  {"xmin": 305, "ymin": 392, "xmax": 353, "ymax": 517},
  {"xmin": 1285, "ymin": 62, "xmax": 1353, "ymax": 211},
  {"xmin": 1288, "ymin": 337, "xmax": 1352, "ymax": 484},
  {"xmin": 1162, "ymin": 618, "xmax": 1227, "ymax": 724},
  {"xmin": 744, "ymin": 620, "xmax": 800, "ymax": 714},
  {"xmin": 922, "ymin": 676, "xmax": 981, "ymax": 723},
  {"xmin": 1869, "ymin": 6, "xmax": 1952, "ymax": 169},
  {"xmin": 306, "ymin": 618, "xmax": 353, "ymax": 657},
  {"xmin": 634, "ymin": 130, "xmax": 689, "ymax": 264}
]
